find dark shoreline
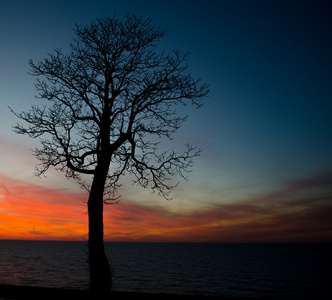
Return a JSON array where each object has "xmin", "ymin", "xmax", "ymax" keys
[
  {"xmin": 0, "ymin": 284, "xmax": 280, "ymax": 299},
  {"xmin": 0, "ymin": 284, "xmax": 218, "ymax": 299}
]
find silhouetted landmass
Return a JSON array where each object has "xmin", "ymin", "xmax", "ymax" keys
[{"xmin": 0, "ymin": 284, "xmax": 288, "ymax": 300}]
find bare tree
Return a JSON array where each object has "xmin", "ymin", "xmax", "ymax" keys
[{"xmin": 12, "ymin": 15, "xmax": 208, "ymax": 294}]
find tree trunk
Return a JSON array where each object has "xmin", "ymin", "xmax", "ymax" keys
[{"xmin": 88, "ymin": 162, "xmax": 112, "ymax": 295}]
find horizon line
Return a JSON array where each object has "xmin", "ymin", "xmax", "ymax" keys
[{"xmin": 1, "ymin": 238, "xmax": 331, "ymax": 244}]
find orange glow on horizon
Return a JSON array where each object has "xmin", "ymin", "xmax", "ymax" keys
[
  {"xmin": 1, "ymin": 174, "xmax": 332, "ymax": 242},
  {"xmin": 0, "ymin": 175, "xmax": 88, "ymax": 241}
]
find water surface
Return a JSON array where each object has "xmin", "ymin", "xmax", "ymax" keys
[{"xmin": 0, "ymin": 241, "xmax": 331, "ymax": 299}]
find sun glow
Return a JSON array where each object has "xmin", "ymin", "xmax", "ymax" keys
[{"xmin": 1, "ymin": 172, "xmax": 332, "ymax": 242}]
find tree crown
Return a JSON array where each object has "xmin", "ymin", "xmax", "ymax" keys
[{"xmin": 12, "ymin": 15, "xmax": 209, "ymax": 201}]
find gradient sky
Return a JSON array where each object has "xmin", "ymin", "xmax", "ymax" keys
[{"xmin": 1, "ymin": 0, "xmax": 332, "ymax": 242}]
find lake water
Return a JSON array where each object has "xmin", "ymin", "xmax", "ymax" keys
[{"xmin": 0, "ymin": 241, "xmax": 331, "ymax": 299}]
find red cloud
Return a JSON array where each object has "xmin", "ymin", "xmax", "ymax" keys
[
  {"xmin": 0, "ymin": 174, "xmax": 88, "ymax": 240},
  {"xmin": 1, "ymin": 171, "xmax": 331, "ymax": 242}
]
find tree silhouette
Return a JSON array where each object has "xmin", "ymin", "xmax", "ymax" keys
[{"xmin": 11, "ymin": 15, "xmax": 208, "ymax": 294}]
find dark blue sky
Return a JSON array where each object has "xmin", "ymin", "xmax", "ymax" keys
[{"xmin": 1, "ymin": 0, "xmax": 332, "ymax": 241}]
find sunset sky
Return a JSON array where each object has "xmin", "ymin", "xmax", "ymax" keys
[{"xmin": 1, "ymin": 0, "xmax": 332, "ymax": 242}]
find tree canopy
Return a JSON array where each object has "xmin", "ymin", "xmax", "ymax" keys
[{"xmin": 13, "ymin": 15, "xmax": 208, "ymax": 201}]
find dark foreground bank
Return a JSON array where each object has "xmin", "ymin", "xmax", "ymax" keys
[
  {"xmin": 0, "ymin": 284, "xmax": 283, "ymax": 300},
  {"xmin": 0, "ymin": 284, "xmax": 218, "ymax": 300}
]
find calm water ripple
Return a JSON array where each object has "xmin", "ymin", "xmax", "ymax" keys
[{"xmin": 0, "ymin": 241, "xmax": 331, "ymax": 299}]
